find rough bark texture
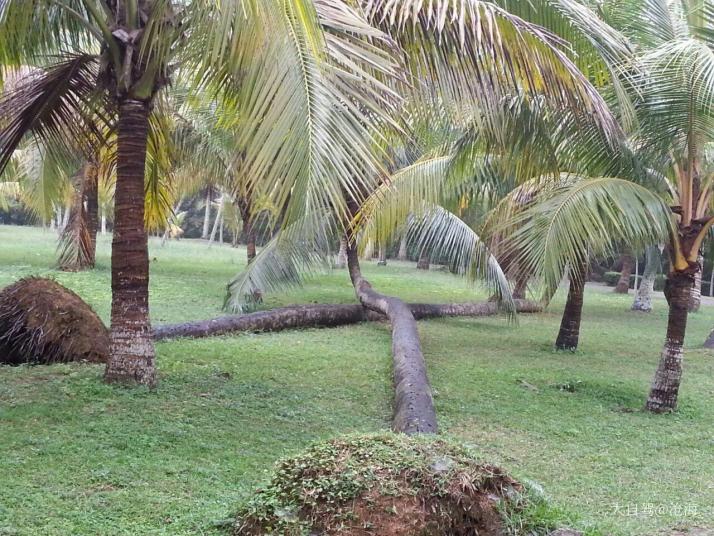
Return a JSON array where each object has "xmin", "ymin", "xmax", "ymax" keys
[
  {"xmin": 614, "ymin": 254, "xmax": 635, "ymax": 294},
  {"xmin": 416, "ymin": 252, "xmax": 430, "ymax": 271},
  {"xmin": 237, "ymin": 195, "xmax": 256, "ymax": 263},
  {"xmin": 85, "ymin": 161, "xmax": 99, "ymax": 266},
  {"xmin": 555, "ymin": 262, "xmax": 586, "ymax": 351},
  {"xmin": 646, "ymin": 272, "xmax": 692, "ymax": 412},
  {"xmin": 104, "ymin": 99, "xmax": 156, "ymax": 387},
  {"xmin": 632, "ymin": 246, "xmax": 659, "ymax": 312},
  {"xmin": 688, "ymin": 254, "xmax": 703, "ymax": 312},
  {"xmin": 153, "ymin": 300, "xmax": 542, "ymax": 341},
  {"xmin": 346, "ymin": 241, "xmax": 437, "ymax": 435}
]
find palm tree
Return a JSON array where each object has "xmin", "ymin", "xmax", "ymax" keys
[
  {"xmin": 0, "ymin": 1, "xmax": 400, "ymax": 386},
  {"xmin": 498, "ymin": 0, "xmax": 714, "ymax": 412},
  {"xmin": 631, "ymin": 245, "xmax": 661, "ymax": 312}
]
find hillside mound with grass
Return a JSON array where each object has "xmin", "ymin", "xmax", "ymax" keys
[
  {"xmin": 234, "ymin": 433, "xmax": 579, "ymax": 536},
  {"xmin": 0, "ymin": 277, "xmax": 108, "ymax": 365}
]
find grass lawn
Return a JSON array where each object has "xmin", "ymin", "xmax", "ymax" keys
[{"xmin": 1, "ymin": 224, "xmax": 713, "ymax": 535}]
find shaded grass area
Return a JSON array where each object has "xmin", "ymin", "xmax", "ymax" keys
[{"xmin": 1, "ymin": 225, "xmax": 713, "ymax": 535}]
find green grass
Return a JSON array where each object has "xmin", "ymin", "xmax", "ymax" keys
[{"xmin": 1, "ymin": 224, "xmax": 713, "ymax": 535}]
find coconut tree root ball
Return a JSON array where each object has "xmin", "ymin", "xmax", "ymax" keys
[
  {"xmin": 233, "ymin": 433, "xmax": 582, "ymax": 536},
  {"xmin": 0, "ymin": 277, "xmax": 109, "ymax": 365}
]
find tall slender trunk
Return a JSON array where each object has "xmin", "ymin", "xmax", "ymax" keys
[
  {"xmin": 335, "ymin": 238, "xmax": 348, "ymax": 268},
  {"xmin": 237, "ymin": 195, "xmax": 257, "ymax": 263},
  {"xmin": 632, "ymin": 246, "xmax": 660, "ymax": 312},
  {"xmin": 201, "ymin": 188, "xmax": 212, "ymax": 240},
  {"xmin": 416, "ymin": 251, "xmax": 430, "ymax": 270},
  {"xmin": 101, "ymin": 212, "xmax": 107, "ymax": 235},
  {"xmin": 208, "ymin": 196, "xmax": 223, "ymax": 245},
  {"xmin": 377, "ymin": 243, "xmax": 387, "ymax": 266},
  {"xmin": 646, "ymin": 272, "xmax": 692, "ymax": 412},
  {"xmin": 85, "ymin": 161, "xmax": 99, "ymax": 266},
  {"xmin": 104, "ymin": 99, "xmax": 156, "ymax": 387},
  {"xmin": 219, "ymin": 215, "xmax": 224, "ymax": 244},
  {"xmin": 614, "ymin": 253, "xmax": 635, "ymax": 293},
  {"xmin": 555, "ymin": 260, "xmax": 587, "ymax": 351},
  {"xmin": 689, "ymin": 254, "xmax": 703, "ymax": 312},
  {"xmin": 397, "ymin": 234, "xmax": 408, "ymax": 261}
]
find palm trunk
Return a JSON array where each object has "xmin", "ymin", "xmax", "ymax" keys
[
  {"xmin": 104, "ymin": 99, "xmax": 156, "ymax": 387},
  {"xmin": 512, "ymin": 273, "xmax": 529, "ymax": 300},
  {"xmin": 646, "ymin": 272, "xmax": 692, "ymax": 412},
  {"xmin": 335, "ymin": 238, "xmax": 348, "ymax": 268},
  {"xmin": 614, "ymin": 254, "xmax": 635, "ymax": 293},
  {"xmin": 347, "ymin": 239, "xmax": 437, "ymax": 434},
  {"xmin": 201, "ymin": 188, "xmax": 212, "ymax": 240},
  {"xmin": 208, "ymin": 196, "xmax": 223, "ymax": 245},
  {"xmin": 237, "ymin": 196, "xmax": 257, "ymax": 263},
  {"xmin": 632, "ymin": 246, "xmax": 660, "ymax": 312},
  {"xmin": 416, "ymin": 252, "xmax": 430, "ymax": 270},
  {"xmin": 101, "ymin": 212, "xmax": 107, "ymax": 235},
  {"xmin": 377, "ymin": 243, "xmax": 387, "ymax": 266},
  {"xmin": 688, "ymin": 254, "xmax": 703, "ymax": 312},
  {"xmin": 85, "ymin": 161, "xmax": 99, "ymax": 265},
  {"xmin": 555, "ymin": 261, "xmax": 587, "ymax": 351},
  {"xmin": 397, "ymin": 234, "xmax": 408, "ymax": 261}
]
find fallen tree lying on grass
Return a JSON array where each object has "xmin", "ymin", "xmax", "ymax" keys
[
  {"xmin": 346, "ymin": 240, "xmax": 438, "ymax": 434},
  {"xmin": 152, "ymin": 299, "xmax": 541, "ymax": 341},
  {"xmin": 233, "ymin": 433, "xmax": 582, "ymax": 536}
]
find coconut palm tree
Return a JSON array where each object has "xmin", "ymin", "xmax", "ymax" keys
[
  {"xmin": 499, "ymin": 0, "xmax": 714, "ymax": 412},
  {"xmin": 0, "ymin": 1, "xmax": 401, "ymax": 386}
]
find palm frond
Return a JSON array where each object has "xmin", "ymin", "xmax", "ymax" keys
[
  {"xmin": 407, "ymin": 205, "xmax": 516, "ymax": 316},
  {"xmin": 0, "ymin": 54, "xmax": 107, "ymax": 175},
  {"xmin": 225, "ymin": 211, "xmax": 339, "ymax": 313},
  {"xmin": 496, "ymin": 177, "xmax": 675, "ymax": 298}
]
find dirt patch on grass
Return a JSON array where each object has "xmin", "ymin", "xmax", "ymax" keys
[
  {"xmin": 233, "ymin": 433, "xmax": 570, "ymax": 535},
  {"xmin": 0, "ymin": 277, "xmax": 108, "ymax": 365}
]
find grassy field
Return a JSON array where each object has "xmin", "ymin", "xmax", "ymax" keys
[{"xmin": 1, "ymin": 224, "xmax": 713, "ymax": 535}]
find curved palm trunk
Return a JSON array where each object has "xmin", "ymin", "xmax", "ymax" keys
[
  {"xmin": 347, "ymin": 240, "xmax": 437, "ymax": 435},
  {"xmin": 646, "ymin": 272, "xmax": 692, "ymax": 412},
  {"xmin": 237, "ymin": 195, "xmax": 257, "ymax": 263},
  {"xmin": 632, "ymin": 246, "xmax": 660, "ymax": 312},
  {"xmin": 104, "ymin": 99, "xmax": 156, "ymax": 387},
  {"xmin": 614, "ymin": 253, "xmax": 635, "ymax": 294},
  {"xmin": 688, "ymin": 254, "xmax": 703, "ymax": 312},
  {"xmin": 555, "ymin": 261, "xmax": 587, "ymax": 351}
]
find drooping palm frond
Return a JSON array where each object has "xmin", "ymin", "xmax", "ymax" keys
[
  {"xmin": 495, "ymin": 177, "xmax": 675, "ymax": 298},
  {"xmin": 406, "ymin": 205, "xmax": 516, "ymax": 316},
  {"xmin": 361, "ymin": 0, "xmax": 621, "ymax": 141},
  {"xmin": 225, "ymin": 211, "xmax": 339, "ymax": 312},
  {"xmin": 0, "ymin": 55, "xmax": 107, "ymax": 175},
  {"xmin": 189, "ymin": 0, "xmax": 402, "ymax": 232}
]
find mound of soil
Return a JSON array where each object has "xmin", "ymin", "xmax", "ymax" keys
[
  {"xmin": 234, "ymin": 434, "xmax": 571, "ymax": 535},
  {"xmin": 0, "ymin": 277, "xmax": 108, "ymax": 365}
]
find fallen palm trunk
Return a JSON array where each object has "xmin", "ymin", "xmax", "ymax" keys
[
  {"xmin": 153, "ymin": 301, "xmax": 541, "ymax": 341},
  {"xmin": 346, "ymin": 241, "xmax": 438, "ymax": 435}
]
